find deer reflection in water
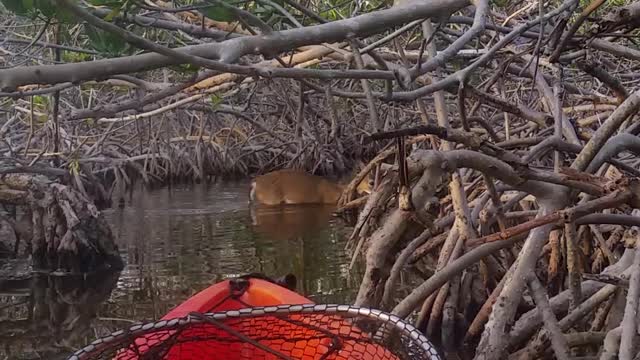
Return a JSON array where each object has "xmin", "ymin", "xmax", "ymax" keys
[{"xmin": 249, "ymin": 204, "xmax": 339, "ymax": 241}]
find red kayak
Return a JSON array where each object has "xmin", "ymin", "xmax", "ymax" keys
[
  {"xmin": 162, "ymin": 276, "xmax": 311, "ymax": 318},
  {"xmin": 69, "ymin": 276, "xmax": 442, "ymax": 360}
]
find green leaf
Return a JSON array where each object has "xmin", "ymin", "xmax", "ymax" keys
[
  {"xmin": 55, "ymin": 7, "xmax": 77, "ymax": 23},
  {"xmin": 104, "ymin": 7, "xmax": 120, "ymax": 21},
  {"xmin": 34, "ymin": 0, "xmax": 56, "ymax": 17},
  {"xmin": 169, "ymin": 63, "xmax": 200, "ymax": 73},
  {"xmin": 253, "ymin": 4, "xmax": 276, "ymax": 21},
  {"xmin": 2, "ymin": 0, "xmax": 79, "ymax": 22},
  {"xmin": 1, "ymin": 0, "xmax": 35, "ymax": 17},
  {"xmin": 86, "ymin": 0, "xmax": 138, "ymax": 17},
  {"xmin": 68, "ymin": 160, "xmax": 80, "ymax": 176},
  {"xmin": 33, "ymin": 95, "xmax": 49, "ymax": 108},
  {"xmin": 85, "ymin": 26, "xmax": 128, "ymax": 56},
  {"xmin": 491, "ymin": 0, "xmax": 510, "ymax": 7},
  {"xmin": 201, "ymin": 2, "xmax": 236, "ymax": 22},
  {"xmin": 86, "ymin": 0, "xmax": 126, "ymax": 6},
  {"xmin": 62, "ymin": 51, "xmax": 93, "ymax": 62},
  {"xmin": 210, "ymin": 94, "xmax": 223, "ymax": 109}
]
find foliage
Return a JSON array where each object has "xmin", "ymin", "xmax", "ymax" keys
[
  {"xmin": 200, "ymin": 0, "xmax": 237, "ymax": 22},
  {"xmin": 32, "ymin": 94, "xmax": 48, "ymax": 108},
  {"xmin": 62, "ymin": 51, "xmax": 93, "ymax": 63},
  {"xmin": 84, "ymin": 25, "xmax": 131, "ymax": 56},
  {"xmin": 0, "ymin": 0, "xmax": 398, "ymax": 57},
  {"xmin": 169, "ymin": 63, "xmax": 201, "ymax": 73},
  {"xmin": 0, "ymin": 0, "xmax": 74, "ymax": 21}
]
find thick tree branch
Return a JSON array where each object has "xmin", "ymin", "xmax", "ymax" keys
[{"xmin": 0, "ymin": 0, "xmax": 469, "ymax": 91}]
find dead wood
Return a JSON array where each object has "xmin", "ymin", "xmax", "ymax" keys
[{"xmin": 0, "ymin": 174, "xmax": 123, "ymax": 274}]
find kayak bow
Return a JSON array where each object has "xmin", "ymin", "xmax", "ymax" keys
[{"xmin": 70, "ymin": 277, "xmax": 442, "ymax": 360}]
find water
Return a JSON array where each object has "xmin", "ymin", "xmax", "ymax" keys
[{"xmin": 0, "ymin": 182, "xmax": 362, "ymax": 359}]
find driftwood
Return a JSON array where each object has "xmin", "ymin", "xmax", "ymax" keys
[{"xmin": 0, "ymin": 173, "xmax": 123, "ymax": 273}]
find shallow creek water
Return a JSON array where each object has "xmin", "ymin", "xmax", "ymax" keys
[{"xmin": 0, "ymin": 182, "xmax": 362, "ymax": 359}]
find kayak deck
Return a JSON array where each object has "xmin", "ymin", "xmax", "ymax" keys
[
  {"xmin": 162, "ymin": 278, "xmax": 313, "ymax": 319},
  {"xmin": 69, "ymin": 277, "xmax": 443, "ymax": 360}
]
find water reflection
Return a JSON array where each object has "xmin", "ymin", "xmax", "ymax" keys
[
  {"xmin": 0, "ymin": 271, "xmax": 120, "ymax": 360},
  {"xmin": 250, "ymin": 204, "xmax": 337, "ymax": 240},
  {"xmin": 0, "ymin": 182, "xmax": 361, "ymax": 359}
]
